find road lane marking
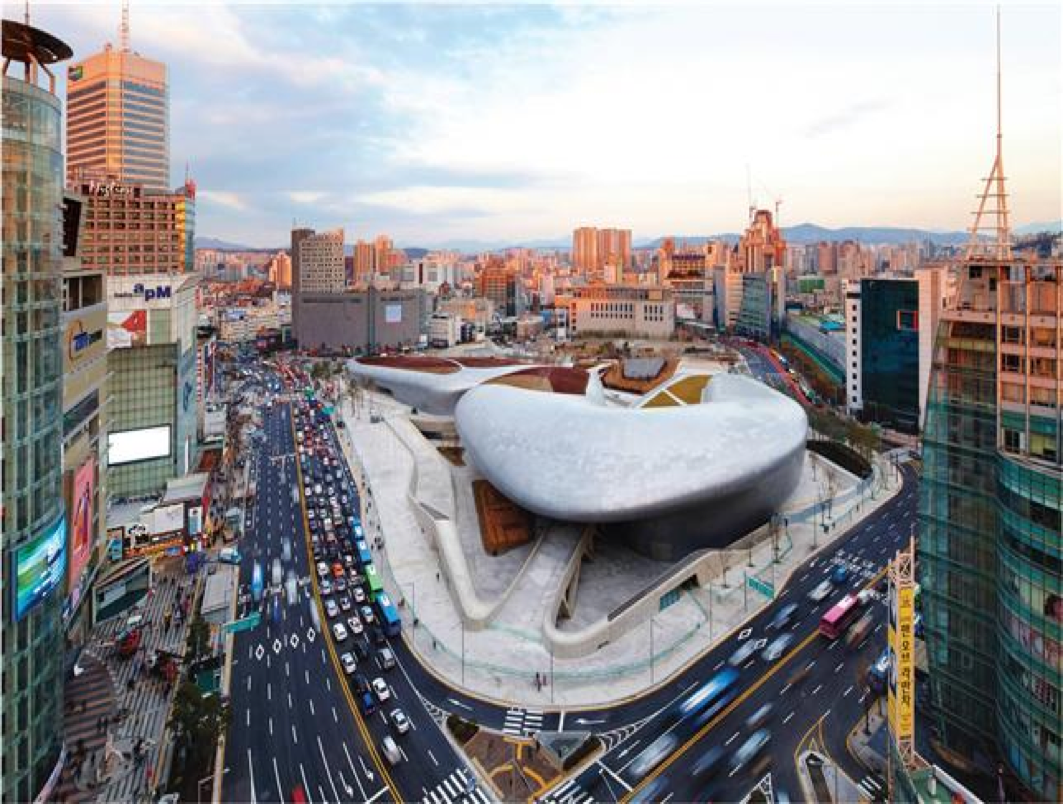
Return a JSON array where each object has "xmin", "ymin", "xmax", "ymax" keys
[
  {"xmin": 247, "ymin": 750, "xmax": 257, "ymax": 804},
  {"xmin": 835, "ymin": 662, "xmax": 845, "ymax": 674},
  {"xmin": 309, "ymin": 699, "xmax": 315, "ymax": 716},
  {"xmin": 288, "ymin": 692, "xmax": 293, "ymax": 709},
  {"xmin": 427, "ymin": 749, "xmax": 439, "ymax": 767},
  {"xmin": 812, "ymin": 684, "xmax": 823, "ymax": 695},
  {"xmin": 780, "ymin": 683, "xmax": 792, "ymax": 695},
  {"xmin": 844, "ymin": 686, "xmax": 854, "ymax": 697},
  {"xmin": 318, "ymin": 735, "xmax": 343, "ymax": 802},
  {"xmin": 783, "ymin": 711, "xmax": 795, "ymax": 724},
  {"xmin": 267, "ymin": 682, "xmax": 271, "ymax": 701},
  {"xmin": 598, "ymin": 761, "xmax": 633, "ymax": 793},
  {"xmin": 725, "ymin": 731, "xmax": 741, "ymax": 746},
  {"xmin": 291, "ymin": 724, "xmax": 298, "ymax": 745},
  {"xmin": 713, "ymin": 661, "xmax": 724, "ymax": 671},
  {"xmin": 268, "ymin": 717, "xmax": 273, "ymax": 736}
]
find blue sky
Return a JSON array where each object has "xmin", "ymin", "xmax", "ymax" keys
[{"xmin": 18, "ymin": 1, "xmax": 1063, "ymax": 248}]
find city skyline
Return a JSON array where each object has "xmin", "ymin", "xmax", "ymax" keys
[{"xmin": 25, "ymin": 2, "xmax": 1063, "ymax": 247}]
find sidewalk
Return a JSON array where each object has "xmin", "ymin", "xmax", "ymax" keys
[
  {"xmin": 334, "ymin": 383, "xmax": 904, "ymax": 709},
  {"xmin": 60, "ymin": 558, "xmax": 200, "ymax": 803}
]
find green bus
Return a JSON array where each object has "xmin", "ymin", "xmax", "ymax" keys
[{"xmin": 364, "ymin": 563, "xmax": 384, "ymax": 598}]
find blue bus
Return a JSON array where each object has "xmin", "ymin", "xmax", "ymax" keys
[
  {"xmin": 352, "ymin": 522, "xmax": 365, "ymax": 542},
  {"xmin": 355, "ymin": 539, "xmax": 372, "ymax": 567},
  {"xmin": 251, "ymin": 562, "xmax": 264, "ymax": 604},
  {"xmin": 376, "ymin": 592, "xmax": 402, "ymax": 637},
  {"xmin": 676, "ymin": 667, "xmax": 740, "ymax": 728}
]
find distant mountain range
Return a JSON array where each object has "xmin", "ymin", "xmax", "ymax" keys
[{"xmin": 198, "ymin": 220, "xmax": 1061, "ymax": 255}]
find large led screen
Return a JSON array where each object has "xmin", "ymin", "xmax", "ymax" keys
[
  {"xmin": 108, "ymin": 425, "xmax": 172, "ymax": 466},
  {"xmin": 68, "ymin": 459, "xmax": 95, "ymax": 589},
  {"xmin": 14, "ymin": 516, "xmax": 67, "ymax": 621}
]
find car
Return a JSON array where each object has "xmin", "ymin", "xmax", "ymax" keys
[
  {"xmin": 692, "ymin": 745, "xmax": 726, "ymax": 779},
  {"xmin": 360, "ymin": 605, "xmax": 375, "ymax": 624},
  {"xmin": 808, "ymin": 580, "xmax": 834, "ymax": 603},
  {"xmin": 307, "ymin": 509, "xmax": 316, "ymax": 520},
  {"xmin": 378, "ymin": 647, "xmax": 396, "ymax": 670},
  {"xmin": 730, "ymin": 729, "xmax": 770, "ymax": 774},
  {"xmin": 857, "ymin": 589, "xmax": 874, "ymax": 606},
  {"xmin": 218, "ymin": 547, "xmax": 242, "ymax": 565},
  {"xmin": 786, "ymin": 661, "xmax": 813, "ymax": 689},
  {"xmin": 372, "ymin": 677, "xmax": 391, "ymax": 701},
  {"xmin": 831, "ymin": 565, "xmax": 850, "ymax": 585},
  {"xmin": 332, "ymin": 622, "xmax": 349, "ymax": 641},
  {"xmin": 334, "ymin": 577, "xmax": 348, "ymax": 593},
  {"xmin": 340, "ymin": 652, "xmax": 357, "ymax": 675},
  {"xmin": 380, "ymin": 735, "xmax": 402, "ymax": 766},
  {"xmin": 360, "ymin": 691, "xmax": 376, "ymax": 716},
  {"xmin": 846, "ymin": 613, "xmax": 875, "ymax": 649},
  {"xmin": 332, "ymin": 562, "xmax": 345, "ymax": 579},
  {"xmin": 353, "ymin": 642, "xmax": 370, "ymax": 661},
  {"xmin": 324, "ymin": 599, "xmax": 339, "ymax": 618},
  {"xmin": 745, "ymin": 702, "xmax": 775, "ymax": 730},
  {"xmin": 768, "ymin": 602, "xmax": 799, "ymax": 631},
  {"xmin": 390, "ymin": 708, "xmax": 410, "ymax": 735},
  {"xmin": 370, "ymin": 626, "xmax": 386, "ymax": 646},
  {"xmin": 630, "ymin": 733, "xmax": 677, "ymax": 780},
  {"xmin": 728, "ymin": 640, "xmax": 758, "ymax": 667},
  {"xmin": 314, "ymin": 484, "xmax": 323, "ymax": 496},
  {"xmin": 352, "ymin": 587, "xmax": 367, "ymax": 604},
  {"xmin": 320, "ymin": 579, "xmax": 332, "ymax": 596},
  {"xmin": 339, "ymin": 596, "xmax": 352, "ymax": 612},
  {"xmin": 761, "ymin": 633, "xmax": 794, "ymax": 662},
  {"xmin": 347, "ymin": 616, "xmax": 364, "ymax": 635},
  {"xmin": 316, "ymin": 561, "xmax": 329, "ymax": 579},
  {"xmin": 352, "ymin": 673, "xmax": 370, "ymax": 694}
]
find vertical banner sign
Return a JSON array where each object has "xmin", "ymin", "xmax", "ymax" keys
[{"xmin": 888, "ymin": 568, "xmax": 915, "ymax": 743}]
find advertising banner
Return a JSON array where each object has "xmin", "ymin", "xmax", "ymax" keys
[
  {"xmin": 187, "ymin": 506, "xmax": 203, "ymax": 537},
  {"xmin": 68, "ymin": 459, "xmax": 95, "ymax": 590},
  {"xmin": 14, "ymin": 516, "xmax": 67, "ymax": 621},
  {"xmin": 107, "ymin": 425, "xmax": 171, "ymax": 466},
  {"xmin": 888, "ymin": 574, "xmax": 915, "ymax": 743},
  {"xmin": 64, "ymin": 310, "xmax": 106, "ymax": 373},
  {"xmin": 152, "ymin": 504, "xmax": 185, "ymax": 535},
  {"xmin": 106, "ymin": 309, "xmax": 148, "ymax": 349},
  {"xmin": 385, "ymin": 303, "xmax": 402, "ymax": 324}
]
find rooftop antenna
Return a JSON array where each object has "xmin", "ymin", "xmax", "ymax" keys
[
  {"xmin": 120, "ymin": 0, "xmax": 130, "ymax": 52},
  {"xmin": 24, "ymin": 0, "xmax": 30, "ymax": 24},
  {"xmin": 965, "ymin": 5, "xmax": 1011, "ymax": 261},
  {"xmin": 745, "ymin": 163, "xmax": 756, "ymax": 224}
]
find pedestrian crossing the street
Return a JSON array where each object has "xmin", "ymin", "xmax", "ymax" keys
[
  {"xmin": 422, "ymin": 768, "xmax": 490, "ymax": 804},
  {"xmin": 858, "ymin": 773, "xmax": 887, "ymax": 801},
  {"xmin": 502, "ymin": 707, "xmax": 544, "ymax": 737},
  {"xmin": 543, "ymin": 776, "xmax": 593, "ymax": 804}
]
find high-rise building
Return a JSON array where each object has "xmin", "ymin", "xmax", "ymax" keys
[
  {"xmin": 731, "ymin": 209, "xmax": 787, "ymax": 339},
  {"xmin": 353, "ymin": 239, "xmax": 374, "ymax": 284},
  {"xmin": 60, "ymin": 191, "xmax": 109, "ymax": 645},
  {"xmin": 477, "ymin": 258, "xmax": 519, "ymax": 317},
  {"xmin": 918, "ymin": 27, "xmax": 1061, "ymax": 798},
  {"xmin": 572, "ymin": 226, "xmax": 631, "ymax": 279},
  {"xmin": 66, "ymin": 19, "xmax": 169, "ymax": 189},
  {"xmin": 298, "ymin": 229, "xmax": 345, "ymax": 293},
  {"xmin": 75, "ymin": 178, "xmax": 196, "ymax": 276},
  {"xmin": 267, "ymin": 251, "xmax": 292, "ymax": 288},
  {"xmin": 2, "ymin": 21, "xmax": 73, "ymax": 802},
  {"xmin": 290, "ymin": 226, "xmax": 314, "ymax": 334},
  {"xmin": 572, "ymin": 227, "xmax": 598, "ymax": 276},
  {"xmin": 374, "ymin": 235, "xmax": 393, "ymax": 281}
]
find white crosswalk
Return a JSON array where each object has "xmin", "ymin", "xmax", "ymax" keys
[
  {"xmin": 422, "ymin": 768, "xmax": 490, "ymax": 804},
  {"xmin": 502, "ymin": 706, "xmax": 544, "ymax": 737},
  {"xmin": 543, "ymin": 777, "xmax": 593, "ymax": 804}
]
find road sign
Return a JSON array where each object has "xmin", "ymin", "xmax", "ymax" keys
[
  {"xmin": 747, "ymin": 574, "xmax": 775, "ymax": 599},
  {"xmin": 223, "ymin": 611, "xmax": 261, "ymax": 634}
]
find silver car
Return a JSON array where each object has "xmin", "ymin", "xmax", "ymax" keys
[{"xmin": 808, "ymin": 580, "xmax": 834, "ymax": 603}]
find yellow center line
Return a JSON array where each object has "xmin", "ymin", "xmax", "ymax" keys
[
  {"xmin": 291, "ymin": 408, "xmax": 400, "ymax": 801},
  {"xmin": 622, "ymin": 566, "xmax": 888, "ymax": 802}
]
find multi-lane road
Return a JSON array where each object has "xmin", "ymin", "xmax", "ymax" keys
[{"xmin": 218, "ymin": 359, "xmax": 917, "ymax": 804}]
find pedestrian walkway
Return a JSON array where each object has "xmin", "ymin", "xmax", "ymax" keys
[
  {"xmin": 502, "ymin": 707, "xmax": 544, "ymax": 737},
  {"xmin": 421, "ymin": 767, "xmax": 490, "ymax": 804},
  {"xmin": 62, "ymin": 559, "xmax": 200, "ymax": 803},
  {"xmin": 543, "ymin": 777, "xmax": 593, "ymax": 804},
  {"xmin": 53, "ymin": 654, "xmax": 117, "ymax": 803}
]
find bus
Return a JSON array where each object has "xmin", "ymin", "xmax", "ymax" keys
[
  {"xmin": 819, "ymin": 594, "xmax": 862, "ymax": 639},
  {"xmin": 376, "ymin": 592, "xmax": 402, "ymax": 637},
  {"xmin": 251, "ymin": 562, "xmax": 264, "ymax": 604},
  {"xmin": 675, "ymin": 667, "xmax": 740, "ymax": 728},
  {"xmin": 364, "ymin": 563, "xmax": 384, "ymax": 598},
  {"xmin": 355, "ymin": 539, "xmax": 372, "ymax": 568}
]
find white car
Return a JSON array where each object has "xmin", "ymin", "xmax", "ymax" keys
[
  {"xmin": 808, "ymin": 580, "xmax": 834, "ymax": 603},
  {"xmin": 340, "ymin": 652, "xmax": 357, "ymax": 675},
  {"xmin": 728, "ymin": 640, "xmax": 758, "ymax": 667},
  {"xmin": 324, "ymin": 599, "xmax": 339, "ymax": 618},
  {"xmin": 332, "ymin": 622, "xmax": 349, "ymax": 642},
  {"xmin": 390, "ymin": 708, "xmax": 410, "ymax": 735},
  {"xmin": 761, "ymin": 633, "xmax": 794, "ymax": 662},
  {"xmin": 347, "ymin": 616, "xmax": 364, "ymax": 636},
  {"xmin": 316, "ymin": 561, "xmax": 329, "ymax": 579},
  {"xmin": 372, "ymin": 677, "xmax": 391, "ymax": 702}
]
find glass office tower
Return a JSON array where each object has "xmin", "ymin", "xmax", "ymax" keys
[
  {"xmin": 1, "ymin": 21, "xmax": 73, "ymax": 802},
  {"xmin": 920, "ymin": 257, "xmax": 1062, "ymax": 801}
]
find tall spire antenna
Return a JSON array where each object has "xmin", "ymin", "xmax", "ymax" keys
[
  {"xmin": 120, "ymin": 0, "xmax": 130, "ymax": 52},
  {"xmin": 965, "ymin": 5, "xmax": 1011, "ymax": 261}
]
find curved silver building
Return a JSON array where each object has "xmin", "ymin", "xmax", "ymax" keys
[
  {"xmin": 346, "ymin": 356, "xmax": 807, "ymax": 560},
  {"xmin": 457, "ymin": 372, "xmax": 806, "ymax": 560}
]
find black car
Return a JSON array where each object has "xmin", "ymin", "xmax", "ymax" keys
[
  {"xmin": 352, "ymin": 673, "xmax": 370, "ymax": 694},
  {"xmin": 353, "ymin": 641, "xmax": 370, "ymax": 661},
  {"xmin": 370, "ymin": 626, "xmax": 386, "ymax": 646}
]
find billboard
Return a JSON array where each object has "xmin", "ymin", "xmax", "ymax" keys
[
  {"xmin": 107, "ymin": 309, "xmax": 148, "ymax": 349},
  {"xmin": 152, "ymin": 504, "xmax": 185, "ymax": 535},
  {"xmin": 68, "ymin": 460, "xmax": 95, "ymax": 591},
  {"xmin": 108, "ymin": 425, "xmax": 171, "ymax": 466},
  {"xmin": 385, "ymin": 303, "xmax": 402, "ymax": 324},
  {"xmin": 888, "ymin": 574, "xmax": 915, "ymax": 743},
  {"xmin": 13, "ymin": 516, "xmax": 67, "ymax": 621}
]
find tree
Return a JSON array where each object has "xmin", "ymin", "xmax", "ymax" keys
[
  {"xmin": 185, "ymin": 615, "xmax": 210, "ymax": 667},
  {"xmin": 168, "ymin": 681, "xmax": 231, "ymax": 786}
]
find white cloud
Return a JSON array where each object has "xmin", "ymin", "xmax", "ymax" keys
[
  {"xmin": 197, "ymin": 190, "xmax": 247, "ymax": 211},
  {"xmin": 289, "ymin": 191, "xmax": 328, "ymax": 204}
]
